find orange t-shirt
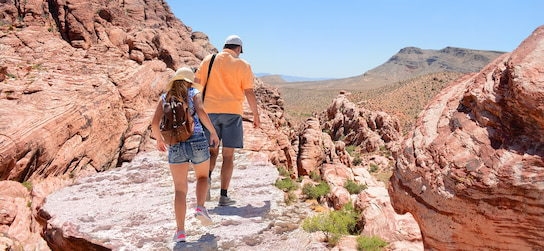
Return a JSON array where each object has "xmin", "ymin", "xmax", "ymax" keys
[{"xmin": 195, "ymin": 49, "xmax": 253, "ymax": 115}]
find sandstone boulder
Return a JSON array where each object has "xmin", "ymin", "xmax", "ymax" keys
[{"xmin": 389, "ymin": 25, "xmax": 544, "ymax": 250}]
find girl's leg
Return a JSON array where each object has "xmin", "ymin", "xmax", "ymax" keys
[
  {"xmin": 170, "ymin": 163, "xmax": 190, "ymax": 231},
  {"xmin": 193, "ymin": 160, "xmax": 210, "ymax": 207}
]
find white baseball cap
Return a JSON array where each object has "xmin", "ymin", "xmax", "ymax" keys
[{"xmin": 224, "ymin": 35, "xmax": 243, "ymax": 46}]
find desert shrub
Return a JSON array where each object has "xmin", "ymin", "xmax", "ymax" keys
[
  {"xmin": 302, "ymin": 181, "xmax": 330, "ymax": 200},
  {"xmin": 369, "ymin": 164, "xmax": 379, "ymax": 173},
  {"xmin": 285, "ymin": 192, "xmax": 297, "ymax": 205},
  {"xmin": 277, "ymin": 165, "xmax": 290, "ymax": 177},
  {"xmin": 309, "ymin": 170, "xmax": 321, "ymax": 182},
  {"xmin": 384, "ymin": 150, "xmax": 391, "ymax": 158},
  {"xmin": 352, "ymin": 156, "xmax": 363, "ymax": 166},
  {"xmin": 22, "ymin": 181, "xmax": 32, "ymax": 191},
  {"xmin": 346, "ymin": 145, "xmax": 356, "ymax": 154},
  {"xmin": 356, "ymin": 236, "xmax": 388, "ymax": 251},
  {"xmin": 344, "ymin": 179, "xmax": 367, "ymax": 194},
  {"xmin": 275, "ymin": 178, "xmax": 298, "ymax": 192},
  {"xmin": 302, "ymin": 202, "xmax": 361, "ymax": 246}
]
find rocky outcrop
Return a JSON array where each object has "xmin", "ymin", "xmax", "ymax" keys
[
  {"xmin": 0, "ymin": 0, "xmax": 215, "ymax": 183},
  {"xmin": 287, "ymin": 94, "xmax": 422, "ymax": 249},
  {"xmin": 243, "ymin": 77, "xmax": 298, "ymax": 177},
  {"xmin": 355, "ymin": 186, "xmax": 422, "ymax": 249},
  {"xmin": 0, "ymin": 0, "xmax": 216, "ymax": 248},
  {"xmin": 389, "ymin": 25, "xmax": 544, "ymax": 250},
  {"xmin": 320, "ymin": 93, "xmax": 402, "ymax": 153},
  {"xmin": 0, "ymin": 181, "xmax": 50, "ymax": 250}
]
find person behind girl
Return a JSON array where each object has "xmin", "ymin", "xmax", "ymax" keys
[{"xmin": 151, "ymin": 67, "xmax": 220, "ymax": 243}]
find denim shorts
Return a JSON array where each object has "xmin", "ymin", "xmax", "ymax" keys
[
  {"xmin": 204, "ymin": 113, "xmax": 243, "ymax": 148},
  {"xmin": 168, "ymin": 132, "xmax": 210, "ymax": 164}
]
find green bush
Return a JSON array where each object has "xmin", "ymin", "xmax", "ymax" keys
[
  {"xmin": 302, "ymin": 181, "xmax": 330, "ymax": 200},
  {"xmin": 302, "ymin": 202, "xmax": 361, "ymax": 246},
  {"xmin": 352, "ymin": 156, "xmax": 363, "ymax": 166},
  {"xmin": 344, "ymin": 179, "xmax": 367, "ymax": 194},
  {"xmin": 22, "ymin": 181, "xmax": 32, "ymax": 191},
  {"xmin": 369, "ymin": 164, "xmax": 379, "ymax": 173},
  {"xmin": 285, "ymin": 192, "xmax": 297, "ymax": 205},
  {"xmin": 277, "ymin": 165, "xmax": 290, "ymax": 177},
  {"xmin": 309, "ymin": 170, "xmax": 321, "ymax": 182},
  {"xmin": 275, "ymin": 178, "xmax": 298, "ymax": 192},
  {"xmin": 346, "ymin": 145, "xmax": 356, "ymax": 154},
  {"xmin": 356, "ymin": 236, "xmax": 388, "ymax": 251}
]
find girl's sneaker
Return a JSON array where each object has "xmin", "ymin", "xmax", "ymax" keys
[
  {"xmin": 173, "ymin": 229, "xmax": 186, "ymax": 242},
  {"xmin": 195, "ymin": 206, "xmax": 214, "ymax": 226}
]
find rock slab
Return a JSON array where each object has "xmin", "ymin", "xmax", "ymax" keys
[{"xmin": 389, "ymin": 25, "xmax": 544, "ymax": 250}]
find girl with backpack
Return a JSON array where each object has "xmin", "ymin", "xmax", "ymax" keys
[{"xmin": 151, "ymin": 67, "xmax": 219, "ymax": 243}]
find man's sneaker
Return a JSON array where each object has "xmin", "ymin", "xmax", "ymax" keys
[
  {"xmin": 195, "ymin": 206, "xmax": 213, "ymax": 226},
  {"xmin": 218, "ymin": 195, "xmax": 236, "ymax": 206},
  {"xmin": 173, "ymin": 229, "xmax": 186, "ymax": 242},
  {"xmin": 206, "ymin": 178, "xmax": 211, "ymax": 201}
]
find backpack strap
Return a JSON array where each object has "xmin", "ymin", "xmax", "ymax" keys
[{"xmin": 201, "ymin": 53, "xmax": 216, "ymax": 102}]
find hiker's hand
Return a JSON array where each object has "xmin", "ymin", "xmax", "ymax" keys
[
  {"xmin": 209, "ymin": 132, "xmax": 219, "ymax": 148},
  {"xmin": 157, "ymin": 139, "xmax": 168, "ymax": 152},
  {"xmin": 253, "ymin": 114, "xmax": 260, "ymax": 128}
]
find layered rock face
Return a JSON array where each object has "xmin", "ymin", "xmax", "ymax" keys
[
  {"xmin": 0, "ymin": 0, "xmax": 217, "ymax": 249},
  {"xmin": 0, "ymin": 0, "xmax": 215, "ymax": 183},
  {"xmin": 243, "ymin": 77, "xmax": 298, "ymax": 176},
  {"xmin": 389, "ymin": 25, "xmax": 544, "ymax": 250}
]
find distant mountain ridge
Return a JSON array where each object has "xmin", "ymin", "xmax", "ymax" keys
[
  {"xmin": 262, "ymin": 46, "xmax": 505, "ymax": 90},
  {"xmin": 365, "ymin": 46, "xmax": 505, "ymax": 81}
]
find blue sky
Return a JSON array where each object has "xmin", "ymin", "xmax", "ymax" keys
[{"xmin": 167, "ymin": 1, "xmax": 543, "ymax": 79}]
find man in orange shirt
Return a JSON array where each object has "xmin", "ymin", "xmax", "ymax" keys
[{"xmin": 195, "ymin": 35, "xmax": 260, "ymax": 206}]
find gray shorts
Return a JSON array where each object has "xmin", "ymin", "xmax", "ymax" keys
[{"xmin": 204, "ymin": 113, "xmax": 243, "ymax": 148}]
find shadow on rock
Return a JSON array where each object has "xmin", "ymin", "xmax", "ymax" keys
[
  {"xmin": 174, "ymin": 233, "xmax": 219, "ymax": 251},
  {"xmin": 210, "ymin": 201, "xmax": 271, "ymax": 218}
]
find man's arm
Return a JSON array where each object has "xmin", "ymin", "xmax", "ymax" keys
[{"xmin": 244, "ymin": 88, "xmax": 260, "ymax": 128}]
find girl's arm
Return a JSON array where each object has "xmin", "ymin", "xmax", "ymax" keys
[
  {"xmin": 193, "ymin": 93, "xmax": 219, "ymax": 148},
  {"xmin": 151, "ymin": 100, "xmax": 168, "ymax": 151}
]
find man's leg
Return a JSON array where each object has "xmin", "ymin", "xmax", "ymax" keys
[
  {"xmin": 220, "ymin": 147, "xmax": 235, "ymax": 190},
  {"xmin": 215, "ymin": 114, "xmax": 242, "ymax": 206},
  {"xmin": 207, "ymin": 147, "xmax": 219, "ymax": 201},
  {"xmin": 218, "ymin": 147, "xmax": 236, "ymax": 206},
  {"xmin": 209, "ymin": 146, "xmax": 219, "ymax": 173}
]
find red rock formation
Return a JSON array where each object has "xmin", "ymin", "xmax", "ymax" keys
[
  {"xmin": 0, "ymin": 181, "xmax": 49, "ymax": 250},
  {"xmin": 0, "ymin": 0, "xmax": 216, "ymax": 248},
  {"xmin": 243, "ymin": 77, "xmax": 298, "ymax": 177},
  {"xmin": 320, "ymin": 94, "xmax": 401, "ymax": 153},
  {"xmin": 0, "ymin": 0, "xmax": 215, "ymax": 182},
  {"xmin": 355, "ymin": 187, "xmax": 422, "ymax": 248},
  {"xmin": 389, "ymin": 25, "xmax": 544, "ymax": 250},
  {"xmin": 296, "ymin": 117, "xmax": 326, "ymax": 176}
]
